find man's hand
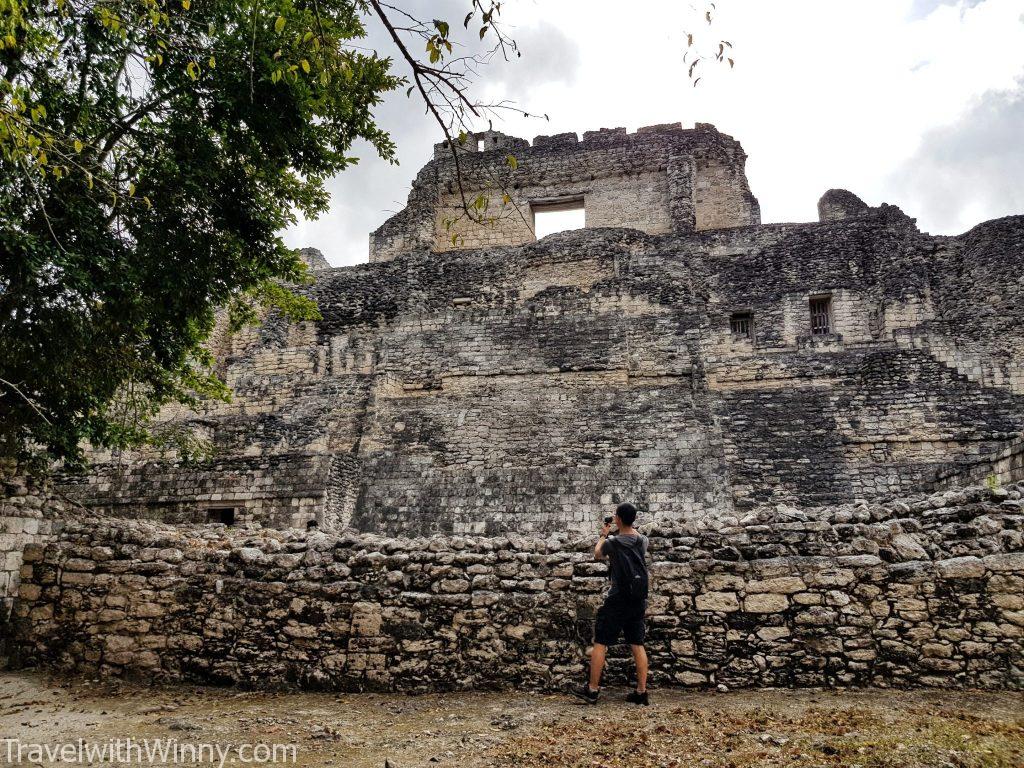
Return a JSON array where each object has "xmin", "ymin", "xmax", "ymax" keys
[{"xmin": 595, "ymin": 522, "xmax": 613, "ymax": 560}]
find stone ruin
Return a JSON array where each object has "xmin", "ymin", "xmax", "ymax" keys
[
  {"xmin": 2, "ymin": 122, "xmax": 1023, "ymax": 691},
  {"xmin": 47, "ymin": 122, "xmax": 1024, "ymax": 534}
]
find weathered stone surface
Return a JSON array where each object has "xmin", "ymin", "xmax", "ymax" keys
[
  {"xmin": 695, "ymin": 591, "xmax": 740, "ymax": 612},
  {"xmin": 4, "ymin": 122, "xmax": 1024, "ymax": 693},
  {"xmin": 744, "ymin": 593, "xmax": 789, "ymax": 614},
  {"xmin": 8, "ymin": 483, "xmax": 1024, "ymax": 692},
  {"xmin": 936, "ymin": 557, "xmax": 986, "ymax": 579},
  {"xmin": 38, "ymin": 123, "xmax": 1024, "ymax": 535}
]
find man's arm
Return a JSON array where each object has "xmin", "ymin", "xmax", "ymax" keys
[{"xmin": 594, "ymin": 521, "xmax": 613, "ymax": 561}]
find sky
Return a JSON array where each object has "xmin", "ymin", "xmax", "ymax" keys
[{"xmin": 283, "ymin": 0, "xmax": 1024, "ymax": 266}]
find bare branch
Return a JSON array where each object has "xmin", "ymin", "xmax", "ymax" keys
[{"xmin": 0, "ymin": 377, "xmax": 52, "ymax": 425}]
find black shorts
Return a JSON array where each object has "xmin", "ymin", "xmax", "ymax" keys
[{"xmin": 593, "ymin": 595, "xmax": 647, "ymax": 646}]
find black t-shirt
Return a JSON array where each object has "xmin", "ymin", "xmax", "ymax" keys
[{"xmin": 601, "ymin": 533, "xmax": 649, "ymax": 599}]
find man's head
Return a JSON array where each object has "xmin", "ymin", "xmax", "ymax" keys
[{"xmin": 614, "ymin": 502, "xmax": 638, "ymax": 528}]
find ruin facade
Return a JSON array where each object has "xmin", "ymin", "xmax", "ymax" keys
[
  {"xmin": 50, "ymin": 122, "xmax": 1024, "ymax": 536},
  {"xmin": 4, "ymin": 122, "xmax": 1024, "ymax": 691}
]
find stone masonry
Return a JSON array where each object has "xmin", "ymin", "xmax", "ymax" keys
[
  {"xmin": 4, "ymin": 121, "xmax": 1024, "ymax": 692},
  {"xmin": 0, "ymin": 472, "xmax": 69, "ymax": 667},
  {"xmin": 10, "ymin": 483, "xmax": 1024, "ymax": 691},
  {"xmin": 48, "ymin": 122, "xmax": 1024, "ymax": 534},
  {"xmin": 369, "ymin": 123, "xmax": 759, "ymax": 261}
]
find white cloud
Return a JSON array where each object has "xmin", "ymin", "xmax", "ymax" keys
[
  {"xmin": 884, "ymin": 80, "xmax": 1024, "ymax": 234},
  {"xmin": 284, "ymin": 0, "xmax": 1024, "ymax": 263}
]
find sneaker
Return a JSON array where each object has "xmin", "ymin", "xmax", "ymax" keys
[
  {"xmin": 625, "ymin": 689, "xmax": 650, "ymax": 706},
  {"xmin": 572, "ymin": 684, "xmax": 600, "ymax": 704}
]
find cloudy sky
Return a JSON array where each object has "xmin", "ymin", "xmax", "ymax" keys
[{"xmin": 283, "ymin": 0, "xmax": 1024, "ymax": 266}]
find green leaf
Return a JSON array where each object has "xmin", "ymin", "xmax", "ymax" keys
[
  {"xmin": 0, "ymin": 0, "xmax": 405, "ymax": 469},
  {"xmin": 505, "ymin": 154, "xmax": 517, "ymax": 170}
]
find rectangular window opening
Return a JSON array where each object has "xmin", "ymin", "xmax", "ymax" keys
[
  {"xmin": 531, "ymin": 198, "xmax": 585, "ymax": 239},
  {"xmin": 730, "ymin": 312, "xmax": 753, "ymax": 339},
  {"xmin": 809, "ymin": 296, "xmax": 833, "ymax": 336},
  {"xmin": 476, "ymin": 137, "xmax": 486, "ymax": 152},
  {"xmin": 206, "ymin": 506, "xmax": 236, "ymax": 525}
]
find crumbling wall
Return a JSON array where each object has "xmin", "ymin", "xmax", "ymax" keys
[
  {"xmin": 11, "ymin": 484, "xmax": 1024, "ymax": 691},
  {"xmin": 370, "ymin": 123, "xmax": 760, "ymax": 262},
  {"xmin": 54, "ymin": 214, "xmax": 1024, "ymax": 533},
  {"xmin": 926, "ymin": 217, "xmax": 1024, "ymax": 394},
  {"xmin": 56, "ymin": 454, "xmax": 330, "ymax": 530},
  {"xmin": 0, "ymin": 473, "xmax": 69, "ymax": 667}
]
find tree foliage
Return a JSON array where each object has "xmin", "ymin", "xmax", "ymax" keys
[
  {"xmin": 0, "ymin": 0, "xmax": 401, "ymax": 466},
  {"xmin": 0, "ymin": 0, "xmax": 719, "ymax": 470}
]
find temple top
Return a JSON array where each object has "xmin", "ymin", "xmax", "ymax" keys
[{"xmin": 369, "ymin": 122, "xmax": 761, "ymax": 262}]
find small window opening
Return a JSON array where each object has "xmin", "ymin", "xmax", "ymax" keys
[
  {"xmin": 531, "ymin": 198, "xmax": 585, "ymax": 239},
  {"xmin": 476, "ymin": 137, "xmax": 486, "ymax": 152},
  {"xmin": 809, "ymin": 296, "xmax": 832, "ymax": 335},
  {"xmin": 207, "ymin": 506, "xmax": 236, "ymax": 525},
  {"xmin": 730, "ymin": 312, "xmax": 753, "ymax": 339}
]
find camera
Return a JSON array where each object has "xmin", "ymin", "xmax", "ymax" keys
[{"xmin": 603, "ymin": 515, "xmax": 614, "ymax": 525}]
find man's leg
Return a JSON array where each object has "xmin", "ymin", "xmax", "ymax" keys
[
  {"xmin": 631, "ymin": 644, "xmax": 648, "ymax": 693},
  {"xmin": 589, "ymin": 643, "xmax": 607, "ymax": 690}
]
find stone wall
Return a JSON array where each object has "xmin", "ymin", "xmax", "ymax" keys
[
  {"xmin": 55, "ymin": 209, "xmax": 1024, "ymax": 535},
  {"xmin": 369, "ymin": 122, "xmax": 759, "ymax": 262},
  {"xmin": 0, "ymin": 473, "xmax": 69, "ymax": 667},
  {"xmin": 10, "ymin": 484, "xmax": 1024, "ymax": 691}
]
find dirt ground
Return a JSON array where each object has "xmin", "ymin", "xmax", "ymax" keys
[{"xmin": 1, "ymin": 671, "xmax": 1022, "ymax": 768}]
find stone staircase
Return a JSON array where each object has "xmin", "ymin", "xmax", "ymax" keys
[
  {"xmin": 893, "ymin": 327, "xmax": 1022, "ymax": 393},
  {"xmin": 889, "ymin": 327, "xmax": 1024, "ymax": 491}
]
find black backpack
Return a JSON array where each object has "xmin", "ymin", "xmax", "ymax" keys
[{"xmin": 613, "ymin": 536, "xmax": 649, "ymax": 602}]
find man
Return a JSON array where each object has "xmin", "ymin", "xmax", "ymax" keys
[{"xmin": 575, "ymin": 502, "xmax": 650, "ymax": 705}]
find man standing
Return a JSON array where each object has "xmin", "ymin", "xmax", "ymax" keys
[{"xmin": 575, "ymin": 502, "xmax": 650, "ymax": 705}]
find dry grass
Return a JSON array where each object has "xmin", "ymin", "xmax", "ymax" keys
[
  {"xmin": 2, "ymin": 672, "xmax": 1021, "ymax": 768},
  {"xmin": 487, "ymin": 703, "xmax": 1024, "ymax": 768}
]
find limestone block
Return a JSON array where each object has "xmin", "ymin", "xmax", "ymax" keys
[
  {"xmin": 936, "ymin": 557, "xmax": 986, "ymax": 579},
  {"xmin": 695, "ymin": 591, "xmax": 740, "ymax": 612},
  {"xmin": 745, "ymin": 577, "xmax": 806, "ymax": 595},
  {"xmin": 744, "ymin": 593, "xmax": 789, "ymax": 613}
]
